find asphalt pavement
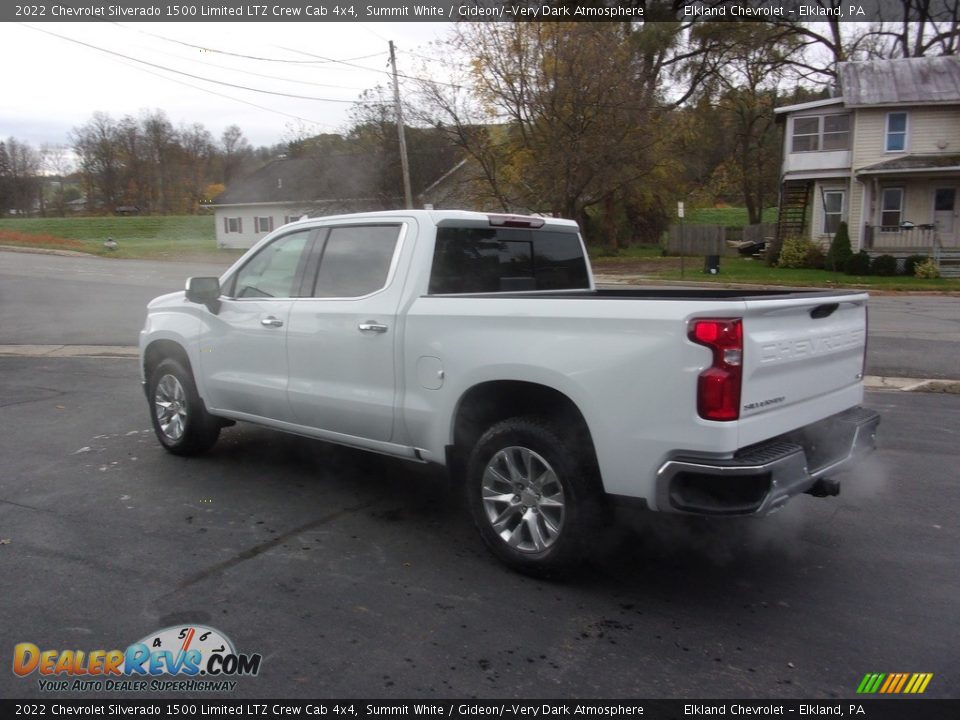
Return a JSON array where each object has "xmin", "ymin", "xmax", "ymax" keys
[
  {"xmin": 1, "ymin": 248, "xmax": 958, "ymax": 700},
  {"xmin": 0, "ymin": 357, "xmax": 956, "ymax": 699}
]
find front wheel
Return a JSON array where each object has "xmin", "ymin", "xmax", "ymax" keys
[
  {"xmin": 148, "ymin": 358, "xmax": 220, "ymax": 456},
  {"xmin": 466, "ymin": 416, "xmax": 605, "ymax": 576}
]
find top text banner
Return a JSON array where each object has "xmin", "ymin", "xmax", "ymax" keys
[{"xmin": 4, "ymin": 0, "xmax": 956, "ymax": 23}]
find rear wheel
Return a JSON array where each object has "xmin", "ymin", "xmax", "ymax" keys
[
  {"xmin": 466, "ymin": 416, "xmax": 605, "ymax": 576},
  {"xmin": 148, "ymin": 358, "xmax": 220, "ymax": 456}
]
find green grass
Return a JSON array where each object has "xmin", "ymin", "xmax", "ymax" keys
[
  {"xmin": 682, "ymin": 207, "xmax": 779, "ymax": 226},
  {"xmin": 658, "ymin": 256, "xmax": 960, "ymax": 291},
  {"xmin": 0, "ymin": 215, "xmax": 225, "ymax": 260}
]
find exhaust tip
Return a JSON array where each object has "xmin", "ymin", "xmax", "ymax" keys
[{"xmin": 806, "ymin": 478, "xmax": 841, "ymax": 498}]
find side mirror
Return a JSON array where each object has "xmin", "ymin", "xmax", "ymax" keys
[{"xmin": 185, "ymin": 277, "xmax": 221, "ymax": 313}]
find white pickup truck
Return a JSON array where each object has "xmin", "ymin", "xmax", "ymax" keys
[{"xmin": 140, "ymin": 210, "xmax": 879, "ymax": 574}]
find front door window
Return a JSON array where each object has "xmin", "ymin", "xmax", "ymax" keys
[{"xmin": 934, "ymin": 188, "xmax": 956, "ymax": 237}]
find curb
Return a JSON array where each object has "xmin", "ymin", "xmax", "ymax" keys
[
  {"xmin": 864, "ymin": 376, "xmax": 960, "ymax": 393},
  {"xmin": 0, "ymin": 245, "xmax": 94, "ymax": 258}
]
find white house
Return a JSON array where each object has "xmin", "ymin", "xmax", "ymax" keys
[
  {"xmin": 213, "ymin": 155, "xmax": 399, "ymax": 249},
  {"xmin": 775, "ymin": 57, "xmax": 960, "ymax": 274}
]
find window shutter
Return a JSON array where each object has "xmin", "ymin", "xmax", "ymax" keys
[{"xmin": 223, "ymin": 217, "xmax": 228, "ymax": 234}]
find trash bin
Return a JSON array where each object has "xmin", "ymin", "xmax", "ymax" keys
[{"xmin": 704, "ymin": 254, "xmax": 720, "ymax": 274}]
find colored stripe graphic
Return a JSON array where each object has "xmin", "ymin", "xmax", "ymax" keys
[
  {"xmin": 857, "ymin": 673, "xmax": 932, "ymax": 694},
  {"xmin": 856, "ymin": 673, "xmax": 885, "ymax": 694}
]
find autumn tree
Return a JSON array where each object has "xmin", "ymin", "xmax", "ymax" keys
[
  {"xmin": 703, "ymin": 24, "xmax": 799, "ymax": 223},
  {"xmin": 416, "ymin": 23, "xmax": 669, "ymax": 241}
]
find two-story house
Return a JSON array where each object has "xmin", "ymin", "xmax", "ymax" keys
[{"xmin": 775, "ymin": 57, "xmax": 960, "ymax": 275}]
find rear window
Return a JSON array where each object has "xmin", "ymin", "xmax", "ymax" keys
[{"xmin": 428, "ymin": 227, "xmax": 589, "ymax": 294}]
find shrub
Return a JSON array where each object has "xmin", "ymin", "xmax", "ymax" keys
[
  {"xmin": 914, "ymin": 259, "xmax": 941, "ymax": 279},
  {"xmin": 844, "ymin": 250, "xmax": 872, "ymax": 275},
  {"xmin": 872, "ymin": 254, "xmax": 898, "ymax": 276},
  {"xmin": 903, "ymin": 254, "xmax": 927, "ymax": 276},
  {"xmin": 825, "ymin": 222, "xmax": 853, "ymax": 272},
  {"xmin": 777, "ymin": 236, "xmax": 820, "ymax": 269},
  {"xmin": 805, "ymin": 243, "xmax": 826, "ymax": 270}
]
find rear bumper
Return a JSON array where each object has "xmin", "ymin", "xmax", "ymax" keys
[{"xmin": 655, "ymin": 406, "xmax": 880, "ymax": 516}]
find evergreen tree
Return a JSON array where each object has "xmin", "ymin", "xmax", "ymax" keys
[{"xmin": 826, "ymin": 221, "xmax": 853, "ymax": 272}]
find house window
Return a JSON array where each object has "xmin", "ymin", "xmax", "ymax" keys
[
  {"xmin": 880, "ymin": 188, "xmax": 904, "ymax": 230},
  {"xmin": 885, "ymin": 112, "xmax": 907, "ymax": 152},
  {"xmin": 225, "ymin": 217, "xmax": 242, "ymax": 234},
  {"xmin": 792, "ymin": 117, "xmax": 819, "ymax": 152},
  {"xmin": 791, "ymin": 114, "xmax": 850, "ymax": 152},
  {"xmin": 255, "ymin": 216, "xmax": 274, "ymax": 233},
  {"xmin": 284, "ymin": 215, "xmax": 303, "ymax": 225},
  {"xmin": 822, "ymin": 115, "xmax": 851, "ymax": 150},
  {"xmin": 822, "ymin": 190, "xmax": 845, "ymax": 234}
]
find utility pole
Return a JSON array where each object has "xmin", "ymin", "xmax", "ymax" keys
[{"xmin": 389, "ymin": 40, "xmax": 413, "ymax": 209}]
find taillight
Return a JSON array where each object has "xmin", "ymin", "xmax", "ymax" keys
[{"xmin": 688, "ymin": 318, "xmax": 743, "ymax": 421}]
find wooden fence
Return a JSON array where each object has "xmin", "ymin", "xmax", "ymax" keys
[{"xmin": 664, "ymin": 223, "xmax": 775, "ymax": 256}]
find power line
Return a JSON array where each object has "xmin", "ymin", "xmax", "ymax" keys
[
  {"xmin": 110, "ymin": 57, "xmax": 340, "ymax": 131},
  {"xmin": 128, "ymin": 39, "xmax": 373, "ymax": 93},
  {"xmin": 113, "ymin": 22, "xmax": 387, "ymax": 66},
  {"xmin": 24, "ymin": 25, "xmax": 388, "ymax": 105},
  {"xmin": 281, "ymin": 44, "xmax": 467, "ymax": 90}
]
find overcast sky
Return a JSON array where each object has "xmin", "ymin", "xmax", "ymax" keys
[{"xmin": 1, "ymin": 22, "xmax": 451, "ymax": 152}]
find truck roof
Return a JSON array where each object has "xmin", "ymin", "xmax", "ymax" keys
[{"xmin": 286, "ymin": 209, "xmax": 581, "ymax": 232}]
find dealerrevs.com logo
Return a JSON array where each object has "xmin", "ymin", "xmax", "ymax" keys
[{"xmin": 13, "ymin": 625, "xmax": 262, "ymax": 693}]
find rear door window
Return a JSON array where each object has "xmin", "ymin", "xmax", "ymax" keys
[
  {"xmin": 307, "ymin": 224, "xmax": 401, "ymax": 298},
  {"xmin": 429, "ymin": 227, "xmax": 589, "ymax": 294}
]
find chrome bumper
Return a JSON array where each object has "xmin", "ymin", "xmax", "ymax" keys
[{"xmin": 656, "ymin": 406, "xmax": 881, "ymax": 516}]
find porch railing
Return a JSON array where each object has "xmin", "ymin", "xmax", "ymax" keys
[{"xmin": 863, "ymin": 224, "xmax": 939, "ymax": 250}]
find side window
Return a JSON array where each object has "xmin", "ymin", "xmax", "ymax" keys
[
  {"xmin": 310, "ymin": 225, "xmax": 401, "ymax": 298},
  {"xmin": 230, "ymin": 230, "xmax": 313, "ymax": 299}
]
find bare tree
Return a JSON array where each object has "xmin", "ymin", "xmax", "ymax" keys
[
  {"xmin": 220, "ymin": 125, "xmax": 253, "ymax": 185},
  {"xmin": 71, "ymin": 112, "xmax": 124, "ymax": 212},
  {"xmin": 4, "ymin": 137, "xmax": 43, "ymax": 216},
  {"xmin": 40, "ymin": 144, "xmax": 74, "ymax": 217}
]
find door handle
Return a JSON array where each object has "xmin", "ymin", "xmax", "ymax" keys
[
  {"xmin": 261, "ymin": 316, "xmax": 284, "ymax": 328},
  {"xmin": 358, "ymin": 322, "xmax": 388, "ymax": 334}
]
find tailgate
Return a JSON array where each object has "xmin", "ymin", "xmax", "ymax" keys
[{"xmin": 740, "ymin": 292, "xmax": 868, "ymax": 421}]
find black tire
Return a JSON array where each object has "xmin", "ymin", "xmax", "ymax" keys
[
  {"xmin": 466, "ymin": 416, "xmax": 606, "ymax": 576},
  {"xmin": 147, "ymin": 358, "xmax": 221, "ymax": 456}
]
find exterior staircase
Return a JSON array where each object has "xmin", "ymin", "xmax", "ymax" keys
[
  {"xmin": 776, "ymin": 181, "xmax": 811, "ymax": 242},
  {"xmin": 935, "ymin": 248, "xmax": 960, "ymax": 278}
]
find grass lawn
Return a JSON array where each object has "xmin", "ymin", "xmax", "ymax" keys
[
  {"xmin": 0, "ymin": 215, "xmax": 235, "ymax": 261},
  {"xmin": 657, "ymin": 256, "xmax": 959, "ymax": 291},
  {"xmin": 682, "ymin": 206, "xmax": 779, "ymax": 226}
]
